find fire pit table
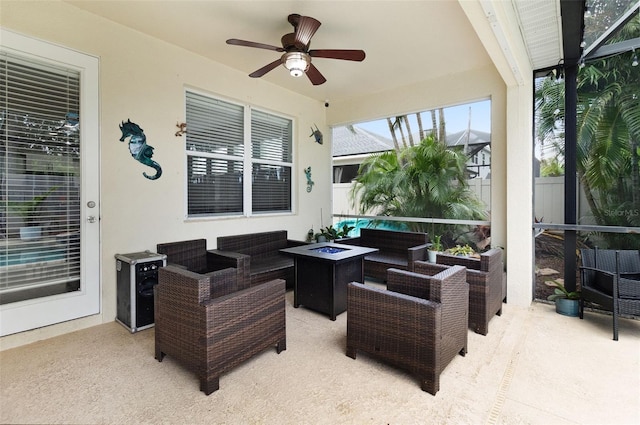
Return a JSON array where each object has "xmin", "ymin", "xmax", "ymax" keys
[{"xmin": 280, "ymin": 242, "xmax": 378, "ymax": 320}]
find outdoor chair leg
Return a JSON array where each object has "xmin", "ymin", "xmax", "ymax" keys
[
  {"xmin": 346, "ymin": 346, "xmax": 357, "ymax": 359},
  {"xmin": 420, "ymin": 373, "xmax": 439, "ymax": 395},
  {"xmin": 276, "ymin": 338, "xmax": 287, "ymax": 353},
  {"xmin": 201, "ymin": 375, "xmax": 220, "ymax": 395},
  {"xmin": 155, "ymin": 348, "xmax": 165, "ymax": 362},
  {"xmin": 613, "ymin": 302, "xmax": 619, "ymax": 341},
  {"xmin": 579, "ymin": 298, "xmax": 584, "ymax": 319}
]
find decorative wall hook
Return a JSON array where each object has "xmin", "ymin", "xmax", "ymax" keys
[
  {"xmin": 309, "ymin": 124, "xmax": 323, "ymax": 144},
  {"xmin": 175, "ymin": 122, "xmax": 187, "ymax": 137},
  {"xmin": 304, "ymin": 166, "xmax": 314, "ymax": 192}
]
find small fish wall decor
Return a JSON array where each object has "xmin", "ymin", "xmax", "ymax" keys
[
  {"xmin": 119, "ymin": 119, "xmax": 162, "ymax": 180},
  {"xmin": 310, "ymin": 124, "xmax": 323, "ymax": 144}
]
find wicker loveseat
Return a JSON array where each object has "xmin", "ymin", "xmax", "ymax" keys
[
  {"xmin": 579, "ymin": 248, "xmax": 640, "ymax": 340},
  {"xmin": 209, "ymin": 230, "xmax": 307, "ymax": 288},
  {"xmin": 427, "ymin": 248, "xmax": 504, "ymax": 335},
  {"xmin": 338, "ymin": 228, "xmax": 429, "ymax": 281},
  {"xmin": 154, "ymin": 265, "xmax": 286, "ymax": 394},
  {"xmin": 346, "ymin": 265, "xmax": 468, "ymax": 395}
]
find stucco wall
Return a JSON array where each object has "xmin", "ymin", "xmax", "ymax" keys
[{"xmin": 1, "ymin": 1, "xmax": 330, "ymax": 348}]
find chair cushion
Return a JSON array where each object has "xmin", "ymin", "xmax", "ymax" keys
[
  {"xmin": 619, "ymin": 274, "xmax": 640, "ymax": 299},
  {"xmin": 592, "ymin": 271, "xmax": 613, "ymax": 296},
  {"xmin": 250, "ymin": 254, "xmax": 293, "ymax": 276},
  {"xmin": 365, "ymin": 252, "xmax": 407, "ymax": 267}
]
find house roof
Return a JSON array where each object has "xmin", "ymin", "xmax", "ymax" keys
[
  {"xmin": 332, "ymin": 125, "xmax": 394, "ymax": 157},
  {"xmin": 445, "ymin": 129, "xmax": 491, "ymax": 156},
  {"xmin": 332, "ymin": 125, "xmax": 491, "ymax": 158}
]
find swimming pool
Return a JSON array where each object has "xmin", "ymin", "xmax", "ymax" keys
[
  {"xmin": 333, "ymin": 218, "xmax": 409, "ymax": 238},
  {"xmin": 0, "ymin": 247, "xmax": 66, "ymax": 267}
]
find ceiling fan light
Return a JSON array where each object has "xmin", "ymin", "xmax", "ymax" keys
[{"xmin": 283, "ymin": 52, "xmax": 309, "ymax": 77}]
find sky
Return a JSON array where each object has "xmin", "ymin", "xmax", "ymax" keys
[{"xmin": 355, "ymin": 99, "xmax": 491, "ymax": 139}]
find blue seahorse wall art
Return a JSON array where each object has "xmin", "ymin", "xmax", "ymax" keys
[{"xmin": 119, "ymin": 119, "xmax": 162, "ymax": 180}]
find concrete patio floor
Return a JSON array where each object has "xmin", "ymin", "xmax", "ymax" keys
[{"xmin": 1, "ymin": 289, "xmax": 639, "ymax": 424}]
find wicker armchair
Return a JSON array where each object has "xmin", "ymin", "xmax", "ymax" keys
[
  {"xmin": 346, "ymin": 265, "xmax": 468, "ymax": 395},
  {"xmin": 432, "ymin": 248, "xmax": 504, "ymax": 335},
  {"xmin": 154, "ymin": 265, "xmax": 286, "ymax": 394},
  {"xmin": 579, "ymin": 248, "xmax": 640, "ymax": 340}
]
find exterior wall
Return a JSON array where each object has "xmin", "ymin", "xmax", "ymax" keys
[{"xmin": 0, "ymin": 1, "xmax": 330, "ymax": 348}]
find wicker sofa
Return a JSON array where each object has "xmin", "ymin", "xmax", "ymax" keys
[
  {"xmin": 154, "ymin": 265, "xmax": 286, "ymax": 394},
  {"xmin": 421, "ymin": 248, "xmax": 504, "ymax": 335},
  {"xmin": 209, "ymin": 230, "xmax": 307, "ymax": 288},
  {"xmin": 346, "ymin": 265, "xmax": 468, "ymax": 395},
  {"xmin": 338, "ymin": 228, "xmax": 429, "ymax": 281}
]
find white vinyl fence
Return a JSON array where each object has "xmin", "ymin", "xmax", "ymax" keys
[{"xmin": 333, "ymin": 176, "xmax": 579, "ymax": 225}]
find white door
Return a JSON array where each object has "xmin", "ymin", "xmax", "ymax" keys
[{"xmin": 0, "ymin": 29, "xmax": 100, "ymax": 336}]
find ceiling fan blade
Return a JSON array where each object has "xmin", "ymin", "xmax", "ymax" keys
[
  {"xmin": 306, "ymin": 63, "xmax": 327, "ymax": 86},
  {"xmin": 294, "ymin": 16, "xmax": 321, "ymax": 49},
  {"xmin": 249, "ymin": 59, "xmax": 282, "ymax": 78},
  {"xmin": 309, "ymin": 49, "xmax": 366, "ymax": 61},
  {"xmin": 226, "ymin": 38, "xmax": 284, "ymax": 52}
]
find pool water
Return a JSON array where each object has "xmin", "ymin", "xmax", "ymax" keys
[
  {"xmin": 333, "ymin": 219, "xmax": 409, "ymax": 238},
  {"xmin": 0, "ymin": 249, "xmax": 66, "ymax": 267}
]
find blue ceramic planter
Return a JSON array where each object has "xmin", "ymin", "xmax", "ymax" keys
[{"xmin": 555, "ymin": 298, "xmax": 579, "ymax": 317}]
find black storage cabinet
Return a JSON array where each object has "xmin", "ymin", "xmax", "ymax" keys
[{"xmin": 115, "ymin": 251, "xmax": 166, "ymax": 333}]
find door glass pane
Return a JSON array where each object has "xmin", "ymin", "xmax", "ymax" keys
[{"xmin": 0, "ymin": 51, "xmax": 81, "ymax": 305}]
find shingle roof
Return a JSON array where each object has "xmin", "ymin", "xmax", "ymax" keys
[
  {"xmin": 332, "ymin": 125, "xmax": 491, "ymax": 158},
  {"xmin": 331, "ymin": 125, "xmax": 394, "ymax": 157}
]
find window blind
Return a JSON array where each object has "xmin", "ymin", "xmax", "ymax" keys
[
  {"xmin": 186, "ymin": 92, "xmax": 244, "ymax": 216},
  {"xmin": 185, "ymin": 91, "xmax": 293, "ymax": 217},
  {"xmin": 0, "ymin": 51, "xmax": 81, "ymax": 303},
  {"xmin": 251, "ymin": 109, "xmax": 292, "ymax": 213}
]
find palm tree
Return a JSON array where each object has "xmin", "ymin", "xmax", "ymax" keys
[
  {"xmin": 349, "ymin": 135, "xmax": 487, "ymax": 246},
  {"xmin": 535, "ymin": 15, "xmax": 640, "ymax": 247}
]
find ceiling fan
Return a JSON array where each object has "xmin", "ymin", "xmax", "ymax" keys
[{"xmin": 226, "ymin": 13, "xmax": 366, "ymax": 86}]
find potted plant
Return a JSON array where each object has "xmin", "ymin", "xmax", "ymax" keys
[
  {"xmin": 447, "ymin": 244, "xmax": 475, "ymax": 257},
  {"xmin": 545, "ymin": 279, "xmax": 580, "ymax": 317},
  {"xmin": 317, "ymin": 223, "xmax": 354, "ymax": 242},
  {"xmin": 8, "ymin": 186, "xmax": 57, "ymax": 240},
  {"xmin": 428, "ymin": 235, "xmax": 443, "ymax": 263}
]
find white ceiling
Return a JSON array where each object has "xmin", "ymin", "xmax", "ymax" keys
[{"xmin": 66, "ymin": 0, "xmax": 562, "ymax": 103}]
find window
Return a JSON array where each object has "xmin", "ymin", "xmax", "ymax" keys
[
  {"xmin": 185, "ymin": 91, "xmax": 292, "ymax": 217},
  {"xmin": 0, "ymin": 50, "xmax": 81, "ymax": 303}
]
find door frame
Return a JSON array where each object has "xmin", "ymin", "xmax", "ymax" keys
[{"xmin": 0, "ymin": 29, "xmax": 101, "ymax": 337}]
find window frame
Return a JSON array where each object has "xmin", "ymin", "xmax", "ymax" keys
[{"xmin": 184, "ymin": 88, "xmax": 295, "ymax": 219}]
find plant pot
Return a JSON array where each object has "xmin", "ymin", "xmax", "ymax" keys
[
  {"xmin": 555, "ymin": 298, "xmax": 579, "ymax": 317},
  {"xmin": 316, "ymin": 235, "xmax": 327, "ymax": 243},
  {"xmin": 428, "ymin": 250, "xmax": 439, "ymax": 263},
  {"xmin": 20, "ymin": 226, "xmax": 42, "ymax": 241}
]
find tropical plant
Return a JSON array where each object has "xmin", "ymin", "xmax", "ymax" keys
[
  {"xmin": 349, "ymin": 135, "xmax": 488, "ymax": 245},
  {"xmin": 319, "ymin": 223, "xmax": 355, "ymax": 240},
  {"xmin": 8, "ymin": 186, "xmax": 58, "ymax": 226},
  {"xmin": 430, "ymin": 234, "xmax": 443, "ymax": 252},
  {"xmin": 540, "ymin": 157, "xmax": 564, "ymax": 177},
  {"xmin": 545, "ymin": 279, "xmax": 580, "ymax": 301},
  {"xmin": 447, "ymin": 244, "xmax": 475, "ymax": 257},
  {"xmin": 535, "ymin": 12, "xmax": 640, "ymax": 248}
]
